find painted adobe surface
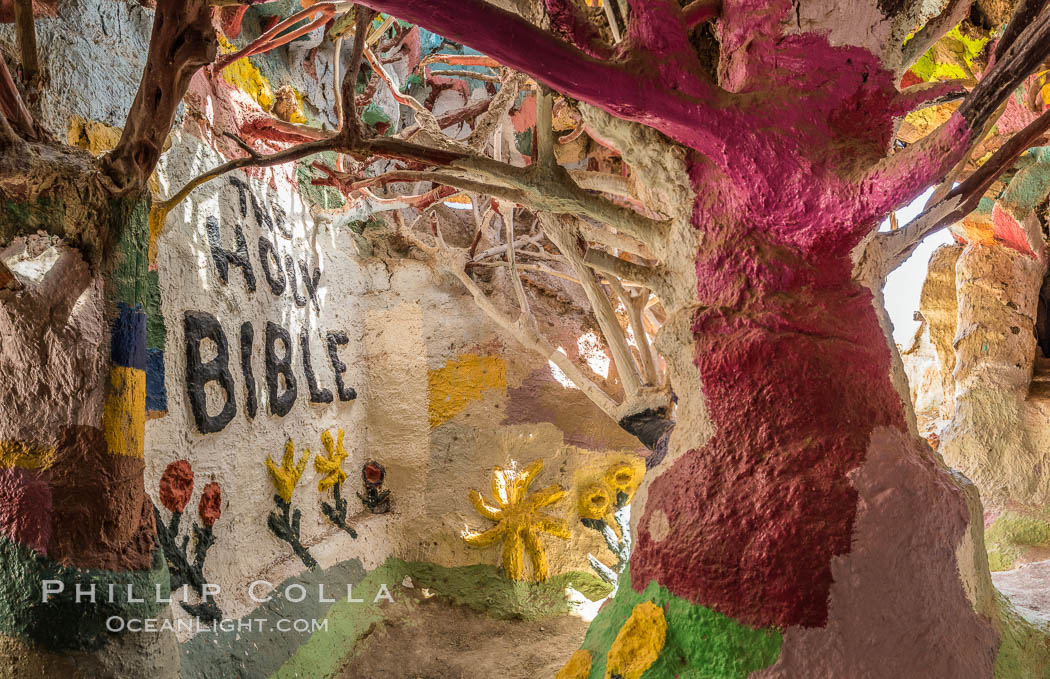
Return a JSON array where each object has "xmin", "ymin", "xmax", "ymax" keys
[{"xmin": 0, "ymin": 2, "xmax": 646, "ymax": 675}]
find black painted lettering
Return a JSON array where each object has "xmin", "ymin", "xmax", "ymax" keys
[
  {"xmin": 206, "ymin": 216, "xmax": 256, "ymax": 293},
  {"xmin": 184, "ymin": 311, "xmax": 237, "ymax": 433},
  {"xmin": 300, "ymin": 332, "xmax": 333, "ymax": 404},
  {"xmin": 326, "ymin": 331, "xmax": 357, "ymax": 401},
  {"xmin": 265, "ymin": 321, "xmax": 297, "ymax": 416}
]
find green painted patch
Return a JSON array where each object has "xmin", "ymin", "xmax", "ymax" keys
[
  {"xmin": 995, "ymin": 591, "xmax": 1050, "ymax": 679},
  {"xmin": 295, "ymin": 151, "xmax": 345, "ymax": 211},
  {"xmin": 107, "ymin": 198, "xmax": 150, "ymax": 306},
  {"xmin": 0, "ymin": 535, "xmax": 168, "ymax": 651},
  {"xmin": 1, "ymin": 197, "xmax": 68, "ymax": 243},
  {"xmin": 514, "ymin": 128, "xmax": 533, "ymax": 157},
  {"xmin": 180, "ymin": 558, "xmax": 367, "ymax": 679},
  {"xmin": 986, "ymin": 513, "xmax": 1050, "ymax": 572},
  {"xmin": 273, "ymin": 558, "xmax": 610, "ymax": 679},
  {"xmin": 362, "ymin": 103, "xmax": 392, "ymax": 129},
  {"xmin": 579, "ymin": 569, "xmax": 782, "ymax": 679},
  {"xmin": 144, "ymin": 269, "xmax": 165, "ymax": 351},
  {"xmin": 402, "ymin": 561, "xmax": 611, "ymax": 621}
]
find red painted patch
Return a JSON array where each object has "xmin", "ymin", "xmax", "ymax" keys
[
  {"xmin": 160, "ymin": 460, "xmax": 194, "ymax": 513},
  {"xmin": 198, "ymin": 481, "xmax": 222, "ymax": 527}
]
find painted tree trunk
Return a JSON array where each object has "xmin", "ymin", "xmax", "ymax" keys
[
  {"xmin": 0, "ymin": 200, "xmax": 176, "ymax": 677},
  {"xmin": 571, "ymin": 172, "xmax": 1010, "ymax": 676}
]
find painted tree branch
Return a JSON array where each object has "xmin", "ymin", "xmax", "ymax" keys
[
  {"xmin": 875, "ymin": 105, "xmax": 1050, "ymax": 274},
  {"xmin": 355, "ymin": 0, "xmax": 739, "ymax": 156},
  {"xmin": 891, "ymin": 79, "xmax": 972, "ymax": 115},
  {"xmin": 862, "ymin": 4, "xmax": 1050, "ymax": 217},
  {"xmin": 681, "ymin": 0, "xmax": 720, "ymax": 28},
  {"xmin": 898, "ymin": 0, "xmax": 972, "ymax": 72},
  {"xmin": 99, "ymin": 0, "xmax": 217, "ymax": 197}
]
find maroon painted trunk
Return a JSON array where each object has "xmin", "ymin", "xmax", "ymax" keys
[
  {"xmin": 634, "ymin": 229, "xmax": 910, "ymax": 627},
  {"xmin": 622, "ymin": 168, "xmax": 999, "ymax": 673}
]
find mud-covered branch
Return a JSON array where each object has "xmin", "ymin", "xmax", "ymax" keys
[{"xmin": 100, "ymin": 0, "xmax": 217, "ymax": 196}]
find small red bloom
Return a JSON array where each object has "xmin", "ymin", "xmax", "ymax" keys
[
  {"xmin": 198, "ymin": 482, "xmax": 222, "ymax": 527},
  {"xmin": 363, "ymin": 461, "xmax": 385, "ymax": 488},
  {"xmin": 159, "ymin": 460, "xmax": 194, "ymax": 513}
]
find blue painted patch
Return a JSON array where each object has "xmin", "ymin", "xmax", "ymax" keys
[
  {"xmin": 110, "ymin": 302, "xmax": 146, "ymax": 370},
  {"xmin": 146, "ymin": 348, "xmax": 167, "ymax": 413}
]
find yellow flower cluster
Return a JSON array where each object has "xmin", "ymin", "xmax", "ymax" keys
[{"xmin": 577, "ymin": 458, "xmax": 644, "ymax": 521}]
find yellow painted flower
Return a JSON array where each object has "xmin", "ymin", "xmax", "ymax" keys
[
  {"xmin": 605, "ymin": 460, "xmax": 641, "ymax": 502},
  {"xmin": 314, "ymin": 428, "xmax": 348, "ymax": 492},
  {"xmin": 555, "ymin": 650, "xmax": 593, "ymax": 679},
  {"xmin": 605, "ymin": 601, "xmax": 667, "ymax": 679},
  {"xmin": 266, "ymin": 439, "xmax": 310, "ymax": 503},
  {"xmin": 579, "ymin": 483, "xmax": 612, "ymax": 520},
  {"xmin": 464, "ymin": 459, "xmax": 571, "ymax": 582}
]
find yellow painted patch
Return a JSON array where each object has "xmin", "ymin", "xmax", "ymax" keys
[
  {"xmin": 219, "ymin": 33, "xmax": 274, "ymax": 112},
  {"xmin": 898, "ymin": 101, "xmax": 959, "ymax": 144},
  {"xmin": 556, "ymin": 650, "xmax": 593, "ymax": 679},
  {"xmin": 605, "ymin": 601, "xmax": 667, "ymax": 679},
  {"xmin": 955, "ymin": 213, "xmax": 996, "ymax": 246},
  {"xmin": 68, "ymin": 115, "xmax": 164, "ymax": 198},
  {"xmin": 464, "ymin": 460, "xmax": 570, "ymax": 582},
  {"xmin": 0, "ymin": 440, "xmax": 57, "ymax": 470},
  {"xmin": 267, "ymin": 439, "xmax": 310, "ymax": 503},
  {"xmin": 273, "ymin": 85, "xmax": 307, "ymax": 124},
  {"xmin": 314, "ymin": 428, "xmax": 348, "ymax": 492},
  {"xmin": 427, "ymin": 354, "xmax": 507, "ymax": 428},
  {"xmin": 103, "ymin": 366, "xmax": 146, "ymax": 458}
]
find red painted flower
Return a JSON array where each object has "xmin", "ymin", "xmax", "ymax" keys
[
  {"xmin": 198, "ymin": 482, "xmax": 222, "ymax": 527},
  {"xmin": 363, "ymin": 461, "xmax": 385, "ymax": 488},
  {"xmin": 159, "ymin": 460, "xmax": 194, "ymax": 513}
]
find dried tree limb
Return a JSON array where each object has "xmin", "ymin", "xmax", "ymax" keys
[
  {"xmin": 543, "ymin": 214, "xmax": 643, "ymax": 398},
  {"xmin": 606, "ymin": 277, "xmax": 657, "ymax": 385},
  {"xmin": 399, "ymin": 213, "xmax": 622, "ymax": 419},
  {"xmin": 100, "ymin": 0, "xmax": 218, "ymax": 196},
  {"xmin": 0, "ymin": 53, "xmax": 36, "ymax": 141},
  {"xmin": 503, "ymin": 206, "xmax": 533, "ymax": 318},
  {"xmin": 582, "ymin": 246, "xmax": 668, "ymax": 298},
  {"xmin": 465, "ymin": 71, "xmax": 527, "ymax": 151},
  {"xmin": 13, "ymin": 0, "xmax": 39, "ymax": 85},
  {"xmin": 891, "ymin": 79, "xmax": 972, "ymax": 114}
]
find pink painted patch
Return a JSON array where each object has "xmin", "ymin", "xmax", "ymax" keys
[
  {"xmin": 992, "ymin": 203, "xmax": 1037, "ymax": 257},
  {"xmin": 0, "ymin": 467, "xmax": 52, "ymax": 554}
]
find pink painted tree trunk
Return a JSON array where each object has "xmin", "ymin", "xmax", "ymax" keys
[{"xmin": 359, "ymin": 0, "xmax": 1050, "ymax": 675}]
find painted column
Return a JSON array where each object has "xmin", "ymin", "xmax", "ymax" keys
[{"xmin": 0, "ymin": 199, "xmax": 175, "ymax": 677}]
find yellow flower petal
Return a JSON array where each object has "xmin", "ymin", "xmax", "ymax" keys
[
  {"xmin": 463, "ymin": 523, "xmax": 506, "ymax": 547},
  {"xmin": 469, "ymin": 489, "xmax": 503, "ymax": 521},
  {"xmin": 605, "ymin": 602, "xmax": 667, "ymax": 679},
  {"xmin": 556, "ymin": 650, "xmax": 593, "ymax": 679}
]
